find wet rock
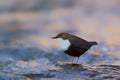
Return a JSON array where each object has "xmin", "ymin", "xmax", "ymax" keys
[
  {"xmin": 1, "ymin": 62, "xmax": 120, "ymax": 80},
  {"xmin": 0, "ymin": 72, "xmax": 27, "ymax": 80},
  {"xmin": 23, "ymin": 72, "xmax": 55, "ymax": 79},
  {"xmin": 0, "ymin": 38, "xmax": 120, "ymax": 80},
  {"xmin": 0, "ymin": 47, "xmax": 120, "ymax": 80}
]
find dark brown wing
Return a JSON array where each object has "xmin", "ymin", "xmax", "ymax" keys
[{"xmin": 68, "ymin": 35, "xmax": 90, "ymax": 49}]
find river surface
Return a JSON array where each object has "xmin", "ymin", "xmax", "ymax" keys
[{"xmin": 0, "ymin": 0, "xmax": 120, "ymax": 80}]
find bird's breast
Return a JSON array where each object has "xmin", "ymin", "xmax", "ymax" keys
[{"xmin": 57, "ymin": 38, "xmax": 71, "ymax": 50}]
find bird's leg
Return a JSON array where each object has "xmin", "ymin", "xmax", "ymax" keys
[
  {"xmin": 72, "ymin": 57, "xmax": 75, "ymax": 64},
  {"xmin": 76, "ymin": 57, "xmax": 79, "ymax": 64}
]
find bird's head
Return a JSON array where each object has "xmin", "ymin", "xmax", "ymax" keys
[{"xmin": 52, "ymin": 32, "xmax": 70, "ymax": 40}]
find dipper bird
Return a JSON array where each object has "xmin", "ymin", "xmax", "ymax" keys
[{"xmin": 52, "ymin": 32, "xmax": 97, "ymax": 64}]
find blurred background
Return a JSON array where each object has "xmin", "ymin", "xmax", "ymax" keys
[
  {"xmin": 0, "ymin": 0, "xmax": 120, "ymax": 79},
  {"xmin": 0, "ymin": 0, "xmax": 120, "ymax": 64},
  {"xmin": 0, "ymin": 0, "xmax": 120, "ymax": 46}
]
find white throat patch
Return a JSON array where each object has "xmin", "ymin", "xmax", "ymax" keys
[{"xmin": 57, "ymin": 38, "xmax": 71, "ymax": 50}]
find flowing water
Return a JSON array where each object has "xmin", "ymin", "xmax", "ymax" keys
[{"xmin": 0, "ymin": 0, "xmax": 120, "ymax": 80}]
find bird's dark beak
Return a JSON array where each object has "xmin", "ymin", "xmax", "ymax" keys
[
  {"xmin": 52, "ymin": 36, "xmax": 57, "ymax": 39},
  {"xmin": 94, "ymin": 42, "xmax": 98, "ymax": 45}
]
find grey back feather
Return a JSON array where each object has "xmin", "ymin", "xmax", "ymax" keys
[{"xmin": 68, "ymin": 35, "xmax": 92, "ymax": 49}]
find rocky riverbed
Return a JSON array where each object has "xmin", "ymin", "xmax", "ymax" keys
[{"xmin": 0, "ymin": 40, "xmax": 120, "ymax": 80}]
